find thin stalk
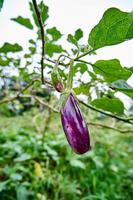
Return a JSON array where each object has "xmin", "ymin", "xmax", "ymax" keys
[
  {"xmin": 32, "ymin": 0, "xmax": 45, "ymax": 84},
  {"xmin": 66, "ymin": 59, "xmax": 74, "ymax": 90}
]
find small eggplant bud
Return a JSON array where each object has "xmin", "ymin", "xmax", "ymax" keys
[
  {"xmin": 61, "ymin": 93, "xmax": 91, "ymax": 154},
  {"xmin": 51, "ymin": 67, "xmax": 64, "ymax": 92}
]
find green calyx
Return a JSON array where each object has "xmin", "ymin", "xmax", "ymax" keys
[
  {"xmin": 51, "ymin": 64, "xmax": 64, "ymax": 92},
  {"xmin": 59, "ymin": 59, "xmax": 75, "ymax": 110}
]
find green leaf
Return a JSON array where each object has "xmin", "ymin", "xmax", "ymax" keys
[
  {"xmin": 91, "ymin": 97, "xmax": 124, "ymax": 114},
  {"xmin": 88, "ymin": 8, "xmax": 133, "ymax": 50},
  {"xmin": 74, "ymin": 63, "xmax": 88, "ymax": 74},
  {"xmin": 70, "ymin": 159, "xmax": 85, "ymax": 169},
  {"xmin": 125, "ymin": 66, "xmax": 133, "ymax": 73},
  {"xmin": 74, "ymin": 28, "xmax": 83, "ymax": 41},
  {"xmin": 39, "ymin": 1, "xmax": 49, "ymax": 23},
  {"xmin": 0, "ymin": 180, "xmax": 9, "ymax": 192},
  {"xmin": 111, "ymin": 80, "xmax": 133, "ymax": 92},
  {"xmin": 29, "ymin": 2, "xmax": 37, "ymax": 26},
  {"xmin": 45, "ymin": 42, "xmax": 65, "ymax": 57},
  {"xmin": 29, "ymin": 47, "xmax": 36, "ymax": 54},
  {"xmin": 10, "ymin": 173, "xmax": 22, "ymax": 181},
  {"xmin": 0, "ymin": 0, "xmax": 4, "ymax": 11},
  {"xmin": 0, "ymin": 43, "xmax": 23, "ymax": 53},
  {"xmin": 67, "ymin": 34, "xmax": 78, "ymax": 46},
  {"xmin": 46, "ymin": 27, "xmax": 62, "ymax": 41},
  {"xmin": 29, "ymin": 39, "xmax": 36, "ymax": 44},
  {"xmin": 45, "ymin": 146, "xmax": 58, "ymax": 157},
  {"xmin": 74, "ymin": 83, "xmax": 90, "ymax": 95},
  {"xmin": 0, "ymin": 57, "xmax": 10, "ymax": 66},
  {"xmin": 29, "ymin": 1, "xmax": 49, "ymax": 27},
  {"xmin": 14, "ymin": 153, "xmax": 31, "ymax": 162},
  {"xmin": 111, "ymin": 79, "xmax": 133, "ymax": 98},
  {"xmin": 16, "ymin": 186, "xmax": 30, "ymax": 200},
  {"xmin": 93, "ymin": 59, "xmax": 132, "ymax": 83},
  {"xmin": 11, "ymin": 16, "xmax": 33, "ymax": 30},
  {"xmin": 58, "ymin": 68, "xmax": 67, "ymax": 80}
]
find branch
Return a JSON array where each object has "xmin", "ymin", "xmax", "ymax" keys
[
  {"xmin": 75, "ymin": 48, "xmax": 96, "ymax": 60},
  {"xmin": 32, "ymin": 112, "xmax": 44, "ymax": 134},
  {"xmin": 76, "ymin": 59, "xmax": 104, "ymax": 74},
  {"xmin": 0, "ymin": 95, "xmax": 19, "ymax": 105},
  {"xmin": 20, "ymin": 78, "xmax": 40, "ymax": 93},
  {"xmin": 0, "ymin": 79, "xmax": 40, "ymax": 105},
  {"xmin": 88, "ymin": 121, "xmax": 132, "ymax": 134},
  {"xmin": 45, "ymin": 57, "xmax": 69, "ymax": 67},
  {"xmin": 32, "ymin": 0, "xmax": 45, "ymax": 84},
  {"xmin": 126, "ymin": 117, "xmax": 133, "ymax": 121},
  {"xmin": 42, "ymin": 78, "xmax": 53, "ymax": 87},
  {"xmin": 79, "ymin": 100, "xmax": 133, "ymax": 125},
  {"xmin": 34, "ymin": 96, "xmax": 59, "ymax": 113}
]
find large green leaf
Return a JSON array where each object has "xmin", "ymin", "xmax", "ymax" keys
[
  {"xmin": 88, "ymin": 8, "xmax": 133, "ymax": 50},
  {"xmin": 111, "ymin": 79, "xmax": 133, "ymax": 98},
  {"xmin": 91, "ymin": 97, "xmax": 124, "ymax": 114},
  {"xmin": 0, "ymin": 43, "xmax": 23, "ymax": 53},
  {"xmin": 0, "ymin": 0, "xmax": 4, "ymax": 11},
  {"xmin": 45, "ymin": 42, "xmax": 65, "ymax": 57},
  {"xmin": 93, "ymin": 59, "xmax": 132, "ymax": 83},
  {"xmin": 46, "ymin": 27, "xmax": 62, "ymax": 41},
  {"xmin": 126, "ymin": 67, "xmax": 133, "ymax": 73},
  {"xmin": 11, "ymin": 16, "xmax": 33, "ymax": 30}
]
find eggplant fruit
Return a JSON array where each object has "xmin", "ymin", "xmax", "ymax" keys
[{"xmin": 61, "ymin": 93, "xmax": 91, "ymax": 154}]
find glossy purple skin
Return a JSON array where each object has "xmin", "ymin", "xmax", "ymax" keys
[{"xmin": 61, "ymin": 93, "xmax": 91, "ymax": 154}]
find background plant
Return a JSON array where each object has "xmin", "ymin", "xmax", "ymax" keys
[{"xmin": 0, "ymin": 0, "xmax": 133, "ymax": 199}]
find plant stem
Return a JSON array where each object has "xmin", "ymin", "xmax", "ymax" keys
[
  {"xmin": 32, "ymin": 0, "xmax": 45, "ymax": 84},
  {"xmin": 75, "ymin": 48, "xmax": 96, "ymax": 60},
  {"xmin": 66, "ymin": 59, "xmax": 74, "ymax": 90},
  {"xmin": 88, "ymin": 121, "xmax": 132, "ymax": 133},
  {"xmin": 0, "ymin": 78, "xmax": 40, "ymax": 105},
  {"xmin": 80, "ymin": 100, "xmax": 133, "ymax": 125},
  {"xmin": 34, "ymin": 96, "xmax": 58, "ymax": 113}
]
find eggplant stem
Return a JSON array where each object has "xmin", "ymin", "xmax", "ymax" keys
[{"xmin": 66, "ymin": 59, "xmax": 74, "ymax": 90}]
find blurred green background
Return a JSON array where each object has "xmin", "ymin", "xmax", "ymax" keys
[{"xmin": 0, "ymin": 101, "xmax": 133, "ymax": 200}]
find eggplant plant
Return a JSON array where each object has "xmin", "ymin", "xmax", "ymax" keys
[{"xmin": 0, "ymin": 0, "xmax": 133, "ymax": 155}]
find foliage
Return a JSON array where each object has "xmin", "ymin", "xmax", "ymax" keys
[
  {"xmin": 0, "ymin": 1, "xmax": 132, "ymax": 114},
  {"xmin": 0, "ymin": 1, "xmax": 133, "ymax": 199},
  {"xmin": 88, "ymin": 8, "xmax": 133, "ymax": 50},
  {"xmin": 0, "ymin": 0, "xmax": 4, "ymax": 11},
  {"xmin": 0, "ymin": 109, "xmax": 133, "ymax": 200},
  {"xmin": 11, "ymin": 16, "xmax": 33, "ymax": 30},
  {"xmin": 91, "ymin": 97, "xmax": 124, "ymax": 115}
]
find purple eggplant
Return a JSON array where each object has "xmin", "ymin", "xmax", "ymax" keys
[{"xmin": 61, "ymin": 93, "xmax": 91, "ymax": 154}]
